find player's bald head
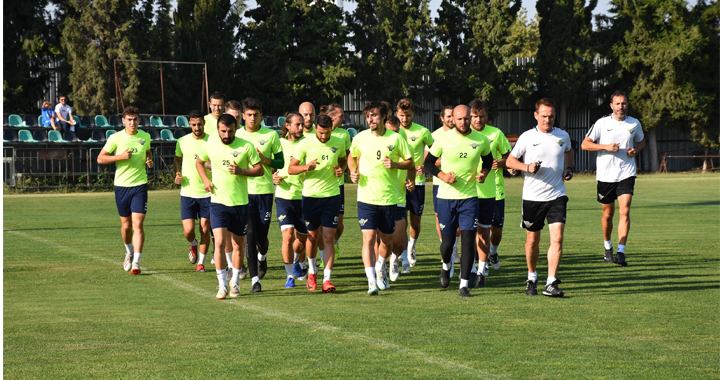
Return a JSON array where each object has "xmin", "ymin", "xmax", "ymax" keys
[
  {"xmin": 453, "ymin": 105, "xmax": 470, "ymax": 118},
  {"xmin": 299, "ymin": 102, "xmax": 315, "ymax": 114}
]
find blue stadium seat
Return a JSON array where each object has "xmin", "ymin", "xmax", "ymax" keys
[
  {"xmin": 163, "ymin": 116, "xmax": 176, "ymax": 127},
  {"xmin": 4, "ymin": 130, "xmax": 18, "ymax": 142},
  {"xmin": 25, "ymin": 115, "xmax": 39, "ymax": 127},
  {"xmin": 81, "ymin": 116, "xmax": 94, "ymax": 128},
  {"xmin": 90, "ymin": 129, "xmax": 106, "ymax": 143},
  {"xmin": 109, "ymin": 115, "xmax": 123, "ymax": 128},
  {"xmin": 33, "ymin": 130, "xmax": 48, "ymax": 142},
  {"xmin": 173, "ymin": 129, "xmax": 186, "ymax": 139},
  {"xmin": 64, "ymin": 130, "xmax": 80, "ymax": 142},
  {"xmin": 139, "ymin": 115, "xmax": 151, "ymax": 128},
  {"xmin": 148, "ymin": 129, "xmax": 162, "ymax": 141}
]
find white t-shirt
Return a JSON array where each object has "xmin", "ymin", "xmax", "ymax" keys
[
  {"xmin": 511, "ymin": 127, "xmax": 572, "ymax": 202},
  {"xmin": 586, "ymin": 115, "xmax": 644, "ymax": 182},
  {"xmin": 55, "ymin": 104, "xmax": 72, "ymax": 121}
]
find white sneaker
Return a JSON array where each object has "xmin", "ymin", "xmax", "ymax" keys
[
  {"xmin": 376, "ymin": 265, "xmax": 390, "ymax": 290},
  {"xmin": 449, "ymin": 260, "xmax": 455, "ymax": 279},
  {"xmin": 123, "ymin": 254, "xmax": 133, "ymax": 271},
  {"xmin": 389, "ymin": 255, "xmax": 400, "ymax": 282},
  {"xmin": 401, "ymin": 261, "xmax": 411, "ymax": 274},
  {"xmin": 367, "ymin": 282, "xmax": 379, "ymax": 296},
  {"xmin": 452, "ymin": 246, "xmax": 460, "ymax": 264},
  {"xmin": 216, "ymin": 285, "xmax": 228, "ymax": 300},
  {"xmin": 408, "ymin": 249, "xmax": 417, "ymax": 267},
  {"xmin": 229, "ymin": 282, "xmax": 240, "ymax": 298}
]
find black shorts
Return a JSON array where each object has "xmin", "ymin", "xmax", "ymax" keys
[
  {"xmin": 405, "ymin": 185, "xmax": 425, "ymax": 216},
  {"xmin": 492, "ymin": 199, "xmax": 505, "ymax": 228},
  {"xmin": 180, "ymin": 196, "xmax": 210, "ymax": 221},
  {"xmin": 432, "ymin": 184, "xmax": 439, "ymax": 213},
  {"xmin": 339, "ymin": 185, "xmax": 345, "ymax": 215},
  {"xmin": 476, "ymin": 198, "xmax": 495, "ymax": 228},
  {"xmin": 521, "ymin": 196, "xmax": 568, "ymax": 232},
  {"xmin": 597, "ymin": 177, "xmax": 636, "ymax": 204},
  {"xmin": 248, "ymin": 193, "xmax": 274, "ymax": 224},
  {"xmin": 210, "ymin": 203, "xmax": 248, "ymax": 236},
  {"xmin": 395, "ymin": 205, "xmax": 407, "ymax": 222},
  {"xmin": 302, "ymin": 195, "xmax": 341, "ymax": 231},
  {"xmin": 275, "ymin": 198, "xmax": 307, "ymax": 234},
  {"xmin": 114, "ymin": 184, "xmax": 148, "ymax": 217}
]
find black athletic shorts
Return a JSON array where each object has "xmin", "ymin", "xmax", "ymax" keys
[
  {"xmin": 521, "ymin": 196, "xmax": 568, "ymax": 232},
  {"xmin": 597, "ymin": 176, "xmax": 635, "ymax": 204}
]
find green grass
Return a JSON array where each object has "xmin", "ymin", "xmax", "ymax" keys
[{"xmin": 4, "ymin": 173, "xmax": 719, "ymax": 379}]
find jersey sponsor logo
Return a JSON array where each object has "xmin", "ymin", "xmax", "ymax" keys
[
  {"xmin": 359, "ymin": 218, "xmax": 368, "ymax": 226},
  {"xmin": 278, "ymin": 215, "xmax": 287, "ymax": 221},
  {"xmin": 387, "ymin": 145, "xmax": 395, "ymax": 152},
  {"xmin": 557, "ymin": 141, "xmax": 565, "ymax": 147},
  {"xmin": 258, "ymin": 139, "xmax": 267, "ymax": 146},
  {"xmin": 470, "ymin": 143, "xmax": 478, "ymax": 149},
  {"xmin": 523, "ymin": 220, "xmax": 534, "ymax": 228},
  {"xmin": 331, "ymin": 147, "xmax": 338, "ymax": 153},
  {"xmin": 139, "ymin": 139, "xmax": 146, "ymax": 146},
  {"xmin": 232, "ymin": 151, "xmax": 239, "ymax": 157}
]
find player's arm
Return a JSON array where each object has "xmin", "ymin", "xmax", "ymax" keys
[
  {"xmin": 288, "ymin": 157, "xmax": 317, "ymax": 174},
  {"xmin": 476, "ymin": 147, "xmax": 493, "ymax": 182},
  {"xmin": 196, "ymin": 157, "xmax": 214, "ymax": 193},
  {"xmin": 335, "ymin": 156, "xmax": 348, "ymax": 177},
  {"xmin": 628, "ymin": 138, "xmax": 645, "ymax": 158},
  {"xmin": 581, "ymin": 136, "xmax": 619, "ymax": 152},
  {"xmin": 563, "ymin": 148, "xmax": 575, "ymax": 180},
  {"xmin": 506, "ymin": 154, "xmax": 540, "ymax": 174},
  {"xmin": 261, "ymin": 150, "xmax": 284, "ymax": 170},
  {"xmin": 230, "ymin": 161, "xmax": 263, "ymax": 177},
  {"xmin": 174, "ymin": 154, "xmax": 182, "ymax": 184},
  {"xmin": 97, "ymin": 148, "xmax": 131, "ymax": 164},
  {"xmin": 496, "ymin": 152, "xmax": 510, "ymax": 169},
  {"xmin": 423, "ymin": 152, "xmax": 455, "ymax": 184},
  {"xmin": 347, "ymin": 152, "xmax": 360, "ymax": 183}
]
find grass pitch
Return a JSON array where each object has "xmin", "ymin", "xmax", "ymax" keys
[{"xmin": 4, "ymin": 173, "xmax": 719, "ymax": 379}]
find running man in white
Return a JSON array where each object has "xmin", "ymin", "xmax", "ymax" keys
[
  {"xmin": 581, "ymin": 90, "xmax": 644, "ymax": 266},
  {"xmin": 505, "ymin": 98, "xmax": 574, "ymax": 298}
]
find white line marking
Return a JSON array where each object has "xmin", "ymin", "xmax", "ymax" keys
[{"xmin": 6, "ymin": 230, "xmax": 506, "ymax": 380}]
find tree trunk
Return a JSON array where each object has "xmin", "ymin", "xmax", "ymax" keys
[{"xmin": 648, "ymin": 127, "xmax": 659, "ymax": 172}]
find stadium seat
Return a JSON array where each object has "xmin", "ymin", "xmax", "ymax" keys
[
  {"xmin": 176, "ymin": 116, "xmax": 189, "ymax": 128},
  {"xmin": 106, "ymin": 129, "xmax": 117, "ymax": 140},
  {"xmin": 64, "ymin": 130, "xmax": 81, "ymax": 142},
  {"xmin": 109, "ymin": 115, "xmax": 123, "ymax": 128},
  {"xmin": 48, "ymin": 130, "xmax": 68, "ymax": 143},
  {"xmin": 18, "ymin": 130, "xmax": 38, "ymax": 142},
  {"xmin": 277, "ymin": 116, "xmax": 286, "ymax": 127},
  {"xmin": 148, "ymin": 129, "xmax": 162, "ymax": 141},
  {"xmin": 347, "ymin": 127, "xmax": 358, "ymax": 139},
  {"xmin": 163, "ymin": 116, "xmax": 176, "ymax": 127},
  {"xmin": 150, "ymin": 116, "xmax": 165, "ymax": 128},
  {"xmin": 139, "ymin": 115, "xmax": 151, "ymax": 128},
  {"xmin": 25, "ymin": 115, "xmax": 39, "ymax": 127},
  {"xmin": 173, "ymin": 129, "xmax": 186, "ymax": 139},
  {"xmin": 33, "ymin": 130, "xmax": 48, "ymax": 142},
  {"xmin": 4, "ymin": 130, "xmax": 18, "ymax": 142},
  {"xmin": 3, "ymin": 115, "xmax": 9, "ymax": 127},
  {"xmin": 95, "ymin": 115, "xmax": 111, "ymax": 128},
  {"xmin": 8, "ymin": 114, "xmax": 24, "ymax": 127},
  {"xmin": 264, "ymin": 116, "xmax": 276, "ymax": 128},
  {"xmin": 73, "ymin": 115, "xmax": 86, "ymax": 128},
  {"xmin": 81, "ymin": 116, "xmax": 94, "ymax": 128},
  {"xmin": 90, "ymin": 129, "xmax": 106, "ymax": 143},
  {"xmin": 161, "ymin": 129, "xmax": 176, "ymax": 141}
]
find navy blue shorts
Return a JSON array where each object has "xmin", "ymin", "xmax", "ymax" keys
[
  {"xmin": 357, "ymin": 202, "xmax": 397, "ymax": 235},
  {"xmin": 395, "ymin": 205, "xmax": 407, "ymax": 222},
  {"xmin": 436, "ymin": 197, "xmax": 479, "ymax": 234},
  {"xmin": 406, "ymin": 184, "xmax": 425, "ymax": 216},
  {"xmin": 476, "ymin": 198, "xmax": 495, "ymax": 228},
  {"xmin": 210, "ymin": 203, "xmax": 248, "ymax": 236},
  {"xmin": 114, "ymin": 184, "xmax": 148, "ymax": 217},
  {"xmin": 302, "ymin": 195, "xmax": 341, "ymax": 231},
  {"xmin": 339, "ymin": 185, "xmax": 345, "ymax": 215},
  {"xmin": 275, "ymin": 198, "xmax": 308, "ymax": 234},
  {"xmin": 432, "ymin": 185, "xmax": 439, "ymax": 213},
  {"xmin": 248, "ymin": 193, "xmax": 274, "ymax": 224},
  {"xmin": 181, "ymin": 196, "xmax": 210, "ymax": 220},
  {"xmin": 492, "ymin": 199, "xmax": 505, "ymax": 228}
]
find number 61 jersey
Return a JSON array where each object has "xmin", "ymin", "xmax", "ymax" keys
[{"xmin": 350, "ymin": 128, "xmax": 412, "ymax": 206}]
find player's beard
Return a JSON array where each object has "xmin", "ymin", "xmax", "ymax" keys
[{"xmin": 221, "ymin": 136, "xmax": 234, "ymax": 145}]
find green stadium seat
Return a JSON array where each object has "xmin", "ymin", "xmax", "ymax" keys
[
  {"xmin": 277, "ymin": 116, "xmax": 286, "ymax": 127},
  {"xmin": 347, "ymin": 127, "xmax": 358, "ymax": 139},
  {"xmin": 150, "ymin": 116, "xmax": 166, "ymax": 128},
  {"xmin": 37, "ymin": 116, "xmax": 43, "ymax": 127},
  {"xmin": 176, "ymin": 116, "xmax": 189, "ymax": 128},
  {"xmin": 48, "ymin": 130, "xmax": 68, "ymax": 143},
  {"xmin": 9, "ymin": 114, "xmax": 24, "ymax": 127},
  {"xmin": 106, "ymin": 129, "xmax": 117, "ymax": 140},
  {"xmin": 161, "ymin": 129, "xmax": 176, "ymax": 141},
  {"xmin": 73, "ymin": 115, "xmax": 86, "ymax": 128},
  {"xmin": 18, "ymin": 130, "xmax": 38, "ymax": 142},
  {"xmin": 95, "ymin": 115, "xmax": 111, "ymax": 128}
]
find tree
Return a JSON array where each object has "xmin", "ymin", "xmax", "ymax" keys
[
  {"xmin": 535, "ymin": 0, "xmax": 597, "ymax": 126},
  {"xmin": 348, "ymin": 0, "xmax": 434, "ymax": 104},
  {"xmin": 3, "ymin": 0, "xmax": 62, "ymax": 113},
  {"xmin": 240, "ymin": 0, "xmax": 353, "ymax": 114},
  {"xmin": 60, "ymin": 0, "xmax": 143, "ymax": 115},
  {"xmin": 612, "ymin": 0, "xmax": 715, "ymax": 171}
]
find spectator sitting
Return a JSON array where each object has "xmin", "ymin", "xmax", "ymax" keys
[
  {"xmin": 41, "ymin": 100, "xmax": 60, "ymax": 131},
  {"xmin": 55, "ymin": 95, "xmax": 76, "ymax": 132}
]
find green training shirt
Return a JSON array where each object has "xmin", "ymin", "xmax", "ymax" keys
[
  {"xmin": 429, "ymin": 129, "xmax": 491, "ymax": 200},
  {"xmin": 350, "ymin": 128, "xmax": 412, "ymax": 206},
  {"xmin": 332, "ymin": 127, "xmax": 352, "ymax": 186},
  {"xmin": 235, "ymin": 126, "xmax": 282, "ymax": 195},
  {"xmin": 103, "ymin": 129, "xmax": 152, "ymax": 187},
  {"xmin": 175, "ymin": 134, "xmax": 211, "ymax": 198},
  {"xmin": 294, "ymin": 134, "xmax": 346, "ymax": 198},
  {"xmin": 401, "ymin": 122, "xmax": 434, "ymax": 184},
  {"xmin": 204, "ymin": 114, "xmax": 218, "ymax": 135},
  {"xmin": 275, "ymin": 136, "xmax": 305, "ymax": 200},
  {"xmin": 475, "ymin": 125, "xmax": 511, "ymax": 199},
  {"xmin": 198, "ymin": 137, "xmax": 260, "ymax": 207}
]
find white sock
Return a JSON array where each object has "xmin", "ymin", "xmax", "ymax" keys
[
  {"xmin": 293, "ymin": 252, "xmax": 299, "ymax": 263},
  {"xmin": 377, "ymin": 255, "xmax": 386, "ymax": 268},
  {"xmin": 216, "ymin": 269, "xmax": 227, "ymax": 287},
  {"xmin": 479, "ymin": 261, "xmax": 487, "ymax": 276},
  {"xmin": 299, "ymin": 261, "xmax": 307, "ymax": 269},
  {"xmin": 132, "ymin": 252, "xmax": 141, "ymax": 265},
  {"xmin": 604, "ymin": 240, "xmax": 612, "ymax": 250},
  {"xmin": 365, "ymin": 267, "xmax": 376, "ymax": 283},
  {"xmin": 442, "ymin": 261, "xmax": 451, "ymax": 271},
  {"xmin": 251, "ymin": 276, "xmax": 260, "ymax": 286},
  {"xmin": 231, "ymin": 266, "xmax": 240, "ymax": 284},
  {"xmin": 618, "ymin": 244, "xmax": 626, "ymax": 253},
  {"xmin": 528, "ymin": 271, "xmax": 538, "ymax": 282},
  {"xmin": 284, "ymin": 263, "xmax": 294, "ymax": 278},
  {"xmin": 459, "ymin": 278, "xmax": 468, "ymax": 288},
  {"xmin": 489, "ymin": 243, "xmax": 498, "ymax": 255},
  {"xmin": 225, "ymin": 252, "xmax": 233, "ymax": 267},
  {"xmin": 401, "ymin": 250, "xmax": 408, "ymax": 262},
  {"xmin": 408, "ymin": 237, "xmax": 417, "ymax": 252},
  {"xmin": 124, "ymin": 243, "xmax": 134, "ymax": 255},
  {"xmin": 547, "ymin": 276, "xmax": 557, "ymax": 285},
  {"xmin": 199, "ymin": 253, "xmax": 206, "ymax": 265},
  {"xmin": 190, "ymin": 239, "xmax": 198, "ymax": 247},
  {"xmin": 323, "ymin": 269, "xmax": 332, "ymax": 282},
  {"xmin": 258, "ymin": 253, "xmax": 267, "ymax": 261},
  {"xmin": 308, "ymin": 257, "xmax": 318, "ymax": 274},
  {"xmin": 390, "ymin": 253, "xmax": 398, "ymax": 264}
]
